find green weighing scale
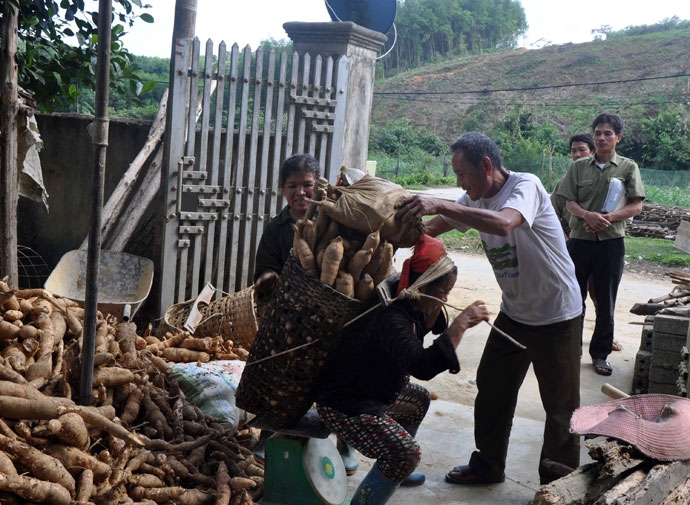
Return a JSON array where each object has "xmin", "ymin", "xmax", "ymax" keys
[
  {"xmin": 262, "ymin": 434, "xmax": 349, "ymax": 505},
  {"xmin": 254, "ymin": 406, "xmax": 349, "ymax": 505}
]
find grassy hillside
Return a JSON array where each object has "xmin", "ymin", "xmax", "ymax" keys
[{"xmin": 371, "ymin": 29, "xmax": 690, "ymax": 142}]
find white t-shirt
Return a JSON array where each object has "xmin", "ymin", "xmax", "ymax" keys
[{"xmin": 442, "ymin": 172, "xmax": 581, "ymax": 325}]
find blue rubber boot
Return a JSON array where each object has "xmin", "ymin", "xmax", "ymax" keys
[
  {"xmin": 400, "ymin": 424, "xmax": 425, "ymax": 487},
  {"xmin": 350, "ymin": 462, "xmax": 399, "ymax": 505},
  {"xmin": 336, "ymin": 437, "xmax": 359, "ymax": 475}
]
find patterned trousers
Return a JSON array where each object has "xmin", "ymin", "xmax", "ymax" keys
[{"xmin": 317, "ymin": 381, "xmax": 430, "ymax": 482}]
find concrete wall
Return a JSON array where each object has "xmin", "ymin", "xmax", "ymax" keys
[{"xmin": 18, "ymin": 113, "xmax": 153, "ymax": 271}]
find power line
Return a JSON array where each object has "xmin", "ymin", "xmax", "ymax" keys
[{"xmin": 374, "ymin": 73, "xmax": 690, "ymax": 96}]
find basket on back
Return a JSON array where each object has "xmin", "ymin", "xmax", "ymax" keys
[
  {"xmin": 235, "ymin": 253, "xmax": 366, "ymax": 428},
  {"xmin": 163, "ymin": 285, "xmax": 259, "ymax": 350}
]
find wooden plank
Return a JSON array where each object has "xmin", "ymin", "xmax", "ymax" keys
[
  {"xmin": 285, "ymin": 51, "xmax": 298, "ymax": 157},
  {"xmin": 106, "ymin": 148, "xmax": 162, "ymax": 252},
  {"xmin": 83, "ymin": 88, "xmax": 168, "ymax": 251},
  {"xmin": 270, "ymin": 50, "xmax": 288, "ymax": 217},
  {"xmin": 658, "ymin": 476, "xmax": 690, "ymax": 505},
  {"xmin": 198, "ymin": 39, "xmax": 217, "ymax": 292},
  {"xmin": 252, "ymin": 48, "xmax": 276, "ymax": 283},
  {"xmin": 673, "ymin": 220, "xmax": 690, "ymax": 254},
  {"xmin": 533, "ymin": 438, "xmax": 647, "ymax": 505},
  {"xmin": 216, "ymin": 43, "xmax": 239, "ymax": 295},
  {"xmin": 227, "ymin": 45, "xmax": 252, "ymax": 293},
  {"xmin": 241, "ymin": 45, "xmax": 262, "ymax": 288},
  {"xmin": 616, "ymin": 460, "xmax": 690, "ymax": 505},
  {"xmin": 594, "ymin": 469, "xmax": 647, "ymax": 505},
  {"xmin": 159, "ymin": 37, "xmax": 192, "ymax": 314}
]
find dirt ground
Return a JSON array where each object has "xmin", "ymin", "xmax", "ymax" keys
[{"xmin": 391, "ymin": 249, "xmax": 687, "ymax": 419}]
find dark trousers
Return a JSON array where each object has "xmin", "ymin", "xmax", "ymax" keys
[
  {"xmin": 470, "ymin": 312, "xmax": 581, "ymax": 485},
  {"xmin": 567, "ymin": 238, "xmax": 625, "ymax": 361}
]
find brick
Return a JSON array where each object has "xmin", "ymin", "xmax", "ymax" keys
[
  {"xmin": 651, "ymin": 331, "xmax": 687, "ymax": 353},
  {"xmin": 631, "ymin": 376, "xmax": 648, "ymax": 395},
  {"xmin": 651, "ymin": 349, "xmax": 683, "ymax": 369},
  {"xmin": 652, "ymin": 314, "xmax": 690, "ymax": 337},
  {"xmin": 648, "ymin": 381, "xmax": 680, "ymax": 395},
  {"xmin": 638, "ymin": 324, "xmax": 653, "ymax": 352},
  {"xmin": 633, "ymin": 350, "xmax": 651, "ymax": 379},
  {"xmin": 648, "ymin": 364, "xmax": 680, "ymax": 384}
]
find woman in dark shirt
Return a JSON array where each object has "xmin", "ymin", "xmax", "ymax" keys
[
  {"xmin": 252, "ymin": 153, "xmax": 364, "ymax": 474},
  {"xmin": 254, "ymin": 153, "xmax": 319, "ymax": 286},
  {"xmin": 316, "ymin": 235, "xmax": 488, "ymax": 505}
]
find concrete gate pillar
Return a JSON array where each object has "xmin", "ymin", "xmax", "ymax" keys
[{"xmin": 283, "ymin": 21, "xmax": 387, "ymax": 172}]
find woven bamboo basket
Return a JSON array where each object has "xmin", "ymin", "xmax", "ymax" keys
[
  {"xmin": 163, "ymin": 286, "xmax": 259, "ymax": 349},
  {"xmin": 235, "ymin": 253, "xmax": 366, "ymax": 428},
  {"xmin": 163, "ymin": 300, "xmax": 195, "ymax": 330}
]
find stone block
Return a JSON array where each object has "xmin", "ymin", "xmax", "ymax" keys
[
  {"xmin": 652, "ymin": 314, "xmax": 689, "ymax": 337},
  {"xmin": 649, "ymin": 364, "xmax": 680, "ymax": 384},
  {"xmin": 650, "ymin": 349, "xmax": 683, "ymax": 369},
  {"xmin": 648, "ymin": 381, "xmax": 680, "ymax": 395},
  {"xmin": 638, "ymin": 324, "xmax": 653, "ymax": 352},
  {"xmin": 651, "ymin": 332, "xmax": 687, "ymax": 353},
  {"xmin": 633, "ymin": 350, "xmax": 651, "ymax": 379}
]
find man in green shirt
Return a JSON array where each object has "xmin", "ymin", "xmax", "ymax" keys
[{"xmin": 556, "ymin": 113, "xmax": 645, "ymax": 376}]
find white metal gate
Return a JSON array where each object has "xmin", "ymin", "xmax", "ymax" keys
[{"xmin": 158, "ymin": 38, "xmax": 350, "ymax": 312}]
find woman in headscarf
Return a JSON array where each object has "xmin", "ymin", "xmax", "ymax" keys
[{"xmin": 316, "ymin": 235, "xmax": 489, "ymax": 505}]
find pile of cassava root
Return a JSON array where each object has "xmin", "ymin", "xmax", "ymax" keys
[
  {"xmin": 292, "ymin": 177, "xmax": 395, "ymax": 301},
  {"xmin": 0, "ymin": 278, "xmax": 263, "ymax": 505}
]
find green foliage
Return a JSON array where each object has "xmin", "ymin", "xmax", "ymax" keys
[
  {"xmin": 639, "ymin": 110, "xmax": 690, "ymax": 170},
  {"xmin": 373, "ymin": 19, "xmax": 690, "ymax": 172},
  {"xmin": 369, "ymin": 119, "xmax": 446, "ymax": 156},
  {"xmin": 435, "ymin": 228, "xmax": 484, "ymax": 254},
  {"xmin": 607, "ymin": 16, "xmax": 690, "ymax": 39},
  {"xmin": 109, "ymin": 101, "xmax": 160, "ymax": 119},
  {"xmin": 6, "ymin": 0, "xmax": 156, "ymax": 112},
  {"xmin": 642, "ymin": 185, "xmax": 690, "ymax": 207},
  {"xmin": 624, "ymin": 236, "xmax": 690, "ymax": 267},
  {"xmin": 379, "ymin": 0, "xmax": 527, "ymax": 75},
  {"xmin": 434, "ymin": 228, "xmax": 690, "ymax": 268}
]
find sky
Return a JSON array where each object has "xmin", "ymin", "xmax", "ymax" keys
[{"xmin": 123, "ymin": 0, "xmax": 690, "ymax": 58}]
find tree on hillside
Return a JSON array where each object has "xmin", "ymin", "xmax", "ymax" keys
[
  {"xmin": 0, "ymin": 0, "xmax": 156, "ymax": 112},
  {"xmin": 380, "ymin": 0, "xmax": 527, "ymax": 75}
]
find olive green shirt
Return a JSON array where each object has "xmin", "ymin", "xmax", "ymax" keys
[
  {"xmin": 550, "ymin": 179, "xmax": 571, "ymax": 236},
  {"xmin": 556, "ymin": 153, "xmax": 645, "ymax": 241}
]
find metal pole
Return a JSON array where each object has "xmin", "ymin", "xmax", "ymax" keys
[
  {"xmin": 80, "ymin": 0, "xmax": 112, "ymax": 405},
  {"xmin": 0, "ymin": 3, "xmax": 19, "ymax": 286}
]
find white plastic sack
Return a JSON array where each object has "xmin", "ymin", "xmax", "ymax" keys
[{"xmin": 168, "ymin": 360, "xmax": 251, "ymax": 435}]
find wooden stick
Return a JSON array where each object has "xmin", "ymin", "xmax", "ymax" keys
[
  {"xmin": 418, "ymin": 295, "xmax": 526, "ymax": 350},
  {"xmin": 601, "ymin": 383, "xmax": 629, "ymax": 399}
]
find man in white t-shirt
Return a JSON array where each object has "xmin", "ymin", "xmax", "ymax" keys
[{"xmin": 395, "ymin": 131, "xmax": 582, "ymax": 486}]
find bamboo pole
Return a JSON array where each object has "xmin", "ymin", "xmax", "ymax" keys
[
  {"xmin": 0, "ymin": 3, "xmax": 19, "ymax": 286},
  {"xmin": 80, "ymin": 0, "xmax": 112, "ymax": 406}
]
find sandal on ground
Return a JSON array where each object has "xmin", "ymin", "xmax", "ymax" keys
[
  {"xmin": 612, "ymin": 341, "xmax": 623, "ymax": 352},
  {"xmin": 445, "ymin": 465, "xmax": 505, "ymax": 485},
  {"xmin": 593, "ymin": 358, "xmax": 613, "ymax": 376}
]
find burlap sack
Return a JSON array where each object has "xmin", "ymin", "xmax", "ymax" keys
[{"xmin": 316, "ymin": 175, "xmax": 424, "ymax": 247}]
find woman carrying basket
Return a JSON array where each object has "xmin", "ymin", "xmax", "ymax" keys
[
  {"xmin": 252, "ymin": 152, "xmax": 362, "ymax": 473},
  {"xmin": 315, "ymin": 235, "xmax": 489, "ymax": 505}
]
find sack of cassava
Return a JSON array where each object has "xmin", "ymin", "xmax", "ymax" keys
[{"xmin": 314, "ymin": 175, "xmax": 424, "ymax": 248}]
